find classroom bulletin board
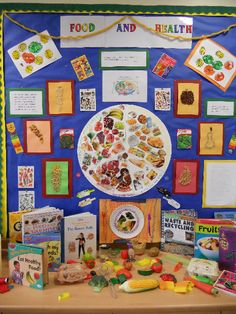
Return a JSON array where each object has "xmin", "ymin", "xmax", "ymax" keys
[{"xmin": 0, "ymin": 4, "xmax": 236, "ymax": 237}]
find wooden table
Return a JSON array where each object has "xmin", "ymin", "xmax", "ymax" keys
[{"xmin": 1, "ymin": 249, "xmax": 236, "ymax": 314}]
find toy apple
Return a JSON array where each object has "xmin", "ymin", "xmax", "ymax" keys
[{"xmin": 151, "ymin": 259, "xmax": 163, "ymax": 273}]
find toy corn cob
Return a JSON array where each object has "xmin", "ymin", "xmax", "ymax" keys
[{"xmin": 119, "ymin": 278, "xmax": 159, "ymax": 293}]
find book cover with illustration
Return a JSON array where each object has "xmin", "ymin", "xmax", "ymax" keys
[
  {"xmin": 214, "ymin": 270, "xmax": 236, "ymax": 297},
  {"xmin": 24, "ymin": 231, "xmax": 61, "ymax": 271},
  {"xmin": 8, "ymin": 243, "xmax": 48, "ymax": 290},
  {"xmin": 61, "ymin": 212, "xmax": 96, "ymax": 262},
  {"xmin": 161, "ymin": 211, "xmax": 196, "ymax": 256},
  {"xmin": 194, "ymin": 219, "xmax": 236, "ymax": 262},
  {"xmin": 22, "ymin": 207, "xmax": 63, "ymax": 242},
  {"xmin": 9, "ymin": 210, "xmax": 32, "ymax": 243}
]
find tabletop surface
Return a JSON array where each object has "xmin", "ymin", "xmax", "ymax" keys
[{"xmin": 1, "ymin": 249, "xmax": 236, "ymax": 314}]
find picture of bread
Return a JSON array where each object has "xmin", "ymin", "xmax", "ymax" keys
[
  {"xmin": 129, "ymin": 158, "xmax": 145, "ymax": 169},
  {"xmin": 147, "ymin": 137, "xmax": 164, "ymax": 148}
]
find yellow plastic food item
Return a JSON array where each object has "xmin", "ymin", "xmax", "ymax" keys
[
  {"xmin": 174, "ymin": 281, "xmax": 194, "ymax": 293},
  {"xmin": 119, "ymin": 279, "xmax": 159, "ymax": 293},
  {"xmin": 113, "ymin": 265, "xmax": 123, "ymax": 272},
  {"xmin": 135, "ymin": 258, "xmax": 152, "ymax": 267},
  {"xmin": 159, "ymin": 280, "xmax": 175, "ymax": 290}
]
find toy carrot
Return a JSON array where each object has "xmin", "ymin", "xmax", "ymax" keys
[
  {"xmin": 185, "ymin": 277, "xmax": 218, "ymax": 296},
  {"xmin": 173, "ymin": 262, "xmax": 183, "ymax": 272}
]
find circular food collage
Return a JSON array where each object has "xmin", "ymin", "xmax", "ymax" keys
[{"xmin": 78, "ymin": 104, "xmax": 172, "ymax": 197}]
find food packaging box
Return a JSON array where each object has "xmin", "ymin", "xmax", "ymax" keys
[
  {"xmin": 187, "ymin": 257, "xmax": 219, "ymax": 281},
  {"xmin": 194, "ymin": 219, "xmax": 236, "ymax": 262},
  {"xmin": 219, "ymin": 227, "xmax": 236, "ymax": 272}
]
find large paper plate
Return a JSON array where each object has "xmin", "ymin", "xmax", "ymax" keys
[
  {"xmin": 78, "ymin": 104, "xmax": 172, "ymax": 197},
  {"xmin": 109, "ymin": 205, "xmax": 144, "ymax": 239}
]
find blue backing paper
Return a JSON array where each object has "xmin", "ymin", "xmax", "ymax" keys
[{"xmin": 3, "ymin": 13, "xmax": 236, "ymax": 221}]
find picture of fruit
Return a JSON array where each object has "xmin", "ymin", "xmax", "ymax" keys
[
  {"xmin": 12, "ymin": 50, "xmax": 20, "ymax": 60},
  {"xmin": 199, "ymin": 47, "xmax": 206, "ymax": 55},
  {"xmin": 18, "ymin": 43, "xmax": 27, "ymax": 52},
  {"xmin": 28, "ymin": 41, "xmax": 43, "ymax": 53},
  {"xmin": 34, "ymin": 272, "xmax": 40, "ymax": 280},
  {"xmin": 215, "ymin": 72, "xmax": 225, "ymax": 81},
  {"xmin": 39, "ymin": 34, "xmax": 49, "ymax": 43},
  {"xmin": 204, "ymin": 65, "xmax": 215, "ymax": 76},
  {"xmin": 107, "ymin": 108, "xmax": 124, "ymax": 120},
  {"xmin": 212, "ymin": 60, "xmax": 223, "ymax": 70},
  {"xmin": 45, "ymin": 49, "xmax": 53, "ymax": 59},
  {"xmin": 216, "ymin": 50, "xmax": 224, "ymax": 58},
  {"xmin": 25, "ymin": 65, "xmax": 33, "ymax": 74},
  {"xmin": 180, "ymin": 90, "xmax": 194, "ymax": 105},
  {"xmin": 26, "ymin": 271, "xmax": 36, "ymax": 284},
  {"xmin": 196, "ymin": 58, "xmax": 204, "ymax": 67},
  {"xmin": 34, "ymin": 56, "xmax": 43, "ymax": 65},
  {"xmin": 203, "ymin": 55, "xmax": 214, "ymax": 64},
  {"xmin": 22, "ymin": 52, "xmax": 35, "ymax": 64},
  {"xmin": 224, "ymin": 61, "xmax": 234, "ymax": 70}
]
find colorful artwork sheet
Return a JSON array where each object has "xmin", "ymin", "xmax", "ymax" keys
[
  {"xmin": 80, "ymin": 88, "xmax": 96, "ymax": 111},
  {"xmin": 8, "ymin": 30, "xmax": 62, "ymax": 78},
  {"xmin": 154, "ymin": 88, "xmax": 171, "ymax": 111},
  {"xmin": 152, "ymin": 53, "xmax": 176, "ymax": 79},
  {"xmin": 185, "ymin": 38, "xmax": 236, "ymax": 92},
  {"xmin": 102, "ymin": 71, "xmax": 147, "ymax": 102},
  {"xmin": 177, "ymin": 129, "xmax": 192, "ymax": 150},
  {"xmin": 24, "ymin": 120, "xmax": 52, "ymax": 154},
  {"xmin": 42, "ymin": 159, "xmax": 72, "ymax": 198},
  {"xmin": 59, "ymin": 129, "xmax": 74, "ymax": 149},
  {"xmin": 78, "ymin": 104, "xmax": 172, "ymax": 197},
  {"xmin": 71, "ymin": 55, "xmax": 94, "ymax": 81},
  {"xmin": 18, "ymin": 166, "xmax": 34, "ymax": 188}
]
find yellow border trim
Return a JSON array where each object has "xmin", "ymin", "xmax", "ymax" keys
[
  {"xmin": 203, "ymin": 160, "xmax": 236, "ymax": 208},
  {"xmin": 0, "ymin": 12, "xmax": 7, "ymax": 238}
]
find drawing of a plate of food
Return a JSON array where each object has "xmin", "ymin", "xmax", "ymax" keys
[
  {"xmin": 77, "ymin": 104, "xmax": 172, "ymax": 197},
  {"xmin": 109, "ymin": 205, "xmax": 144, "ymax": 239}
]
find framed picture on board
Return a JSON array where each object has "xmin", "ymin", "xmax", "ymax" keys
[
  {"xmin": 173, "ymin": 159, "xmax": 199, "ymax": 194},
  {"xmin": 46, "ymin": 80, "xmax": 75, "ymax": 115},
  {"xmin": 174, "ymin": 80, "xmax": 202, "ymax": 118},
  {"xmin": 24, "ymin": 119, "xmax": 53, "ymax": 154},
  {"xmin": 42, "ymin": 158, "xmax": 73, "ymax": 198},
  {"xmin": 198, "ymin": 122, "xmax": 224, "ymax": 156}
]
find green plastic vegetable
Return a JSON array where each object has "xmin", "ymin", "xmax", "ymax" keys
[{"xmin": 88, "ymin": 275, "xmax": 108, "ymax": 292}]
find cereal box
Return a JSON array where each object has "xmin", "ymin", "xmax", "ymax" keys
[
  {"xmin": 194, "ymin": 219, "xmax": 236, "ymax": 262},
  {"xmin": 219, "ymin": 227, "xmax": 236, "ymax": 272}
]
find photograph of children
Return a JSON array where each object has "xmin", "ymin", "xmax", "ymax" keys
[
  {"xmin": 12, "ymin": 261, "xmax": 24, "ymax": 285},
  {"xmin": 71, "ymin": 55, "xmax": 94, "ymax": 81},
  {"xmin": 80, "ymin": 88, "xmax": 96, "ymax": 111},
  {"xmin": 76, "ymin": 232, "xmax": 86, "ymax": 258}
]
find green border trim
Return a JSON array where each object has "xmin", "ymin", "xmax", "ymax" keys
[
  {"xmin": 0, "ymin": 4, "xmax": 236, "ymax": 16},
  {"xmin": 7, "ymin": 88, "xmax": 45, "ymax": 117},
  {"xmin": 204, "ymin": 98, "xmax": 236, "ymax": 118},
  {"xmin": 99, "ymin": 49, "xmax": 149, "ymax": 70}
]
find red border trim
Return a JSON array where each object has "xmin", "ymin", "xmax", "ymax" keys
[
  {"xmin": 42, "ymin": 158, "xmax": 73, "ymax": 198},
  {"xmin": 197, "ymin": 122, "xmax": 224, "ymax": 156},
  {"xmin": 173, "ymin": 159, "xmax": 200, "ymax": 194},
  {"xmin": 46, "ymin": 80, "xmax": 75, "ymax": 116},
  {"xmin": 24, "ymin": 119, "xmax": 53, "ymax": 154},
  {"xmin": 174, "ymin": 80, "xmax": 202, "ymax": 118}
]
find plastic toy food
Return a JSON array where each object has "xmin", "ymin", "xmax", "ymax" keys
[
  {"xmin": 88, "ymin": 275, "xmax": 108, "ymax": 292},
  {"xmin": 160, "ymin": 273, "xmax": 177, "ymax": 283},
  {"xmin": 119, "ymin": 278, "xmax": 159, "ymax": 293},
  {"xmin": 55, "ymin": 263, "xmax": 87, "ymax": 284}
]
